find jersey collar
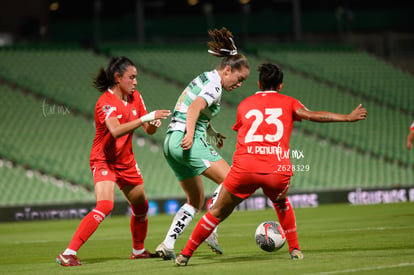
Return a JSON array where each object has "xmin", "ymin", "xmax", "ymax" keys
[
  {"xmin": 108, "ymin": 89, "xmax": 128, "ymax": 105},
  {"xmin": 255, "ymin": 90, "xmax": 278, "ymax": 94}
]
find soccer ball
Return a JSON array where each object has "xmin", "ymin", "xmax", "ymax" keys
[{"xmin": 255, "ymin": 221, "xmax": 286, "ymax": 252}]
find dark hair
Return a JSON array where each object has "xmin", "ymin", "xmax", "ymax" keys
[
  {"xmin": 93, "ymin": 56, "xmax": 136, "ymax": 92},
  {"xmin": 207, "ymin": 27, "xmax": 249, "ymax": 71},
  {"xmin": 258, "ymin": 63, "xmax": 283, "ymax": 91}
]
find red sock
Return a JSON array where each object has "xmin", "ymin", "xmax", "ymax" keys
[
  {"xmin": 130, "ymin": 201, "xmax": 149, "ymax": 250},
  {"xmin": 68, "ymin": 200, "xmax": 113, "ymax": 251},
  {"xmin": 181, "ymin": 212, "xmax": 220, "ymax": 257},
  {"xmin": 273, "ymin": 198, "xmax": 300, "ymax": 252}
]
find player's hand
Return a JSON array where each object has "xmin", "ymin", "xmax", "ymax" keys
[
  {"xmin": 155, "ymin": 110, "xmax": 171, "ymax": 120},
  {"xmin": 149, "ymin": 119, "xmax": 162, "ymax": 127},
  {"xmin": 140, "ymin": 110, "xmax": 171, "ymax": 123},
  {"xmin": 215, "ymin": 132, "xmax": 226, "ymax": 149},
  {"xmin": 181, "ymin": 133, "xmax": 194, "ymax": 150},
  {"xmin": 348, "ymin": 104, "xmax": 367, "ymax": 122}
]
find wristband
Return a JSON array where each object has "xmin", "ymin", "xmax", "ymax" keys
[{"xmin": 140, "ymin": 111, "xmax": 155, "ymax": 123}]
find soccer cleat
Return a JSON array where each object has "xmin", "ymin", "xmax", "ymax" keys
[
  {"xmin": 155, "ymin": 243, "xmax": 176, "ymax": 260},
  {"xmin": 174, "ymin": 254, "xmax": 190, "ymax": 266},
  {"xmin": 205, "ymin": 231, "xmax": 223, "ymax": 254},
  {"xmin": 56, "ymin": 253, "xmax": 82, "ymax": 266},
  {"xmin": 130, "ymin": 250, "xmax": 158, "ymax": 259},
  {"xmin": 290, "ymin": 249, "xmax": 304, "ymax": 260}
]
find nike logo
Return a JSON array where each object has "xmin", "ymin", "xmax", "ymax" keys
[
  {"xmin": 278, "ymin": 225, "xmax": 286, "ymax": 239},
  {"xmin": 59, "ymin": 254, "xmax": 70, "ymax": 264},
  {"xmin": 264, "ymin": 223, "xmax": 272, "ymax": 244}
]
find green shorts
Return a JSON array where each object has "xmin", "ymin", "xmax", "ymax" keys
[{"xmin": 163, "ymin": 130, "xmax": 222, "ymax": 181}]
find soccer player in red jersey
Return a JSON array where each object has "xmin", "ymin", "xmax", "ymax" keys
[
  {"xmin": 56, "ymin": 56, "xmax": 171, "ymax": 266},
  {"xmin": 174, "ymin": 63, "xmax": 367, "ymax": 266},
  {"xmin": 407, "ymin": 121, "xmax": 414, "ymax": 150}
]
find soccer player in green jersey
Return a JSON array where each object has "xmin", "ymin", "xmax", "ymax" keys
[{"xmin": 156, "ymin": 27, "xmax": 250, "ymax": 260}]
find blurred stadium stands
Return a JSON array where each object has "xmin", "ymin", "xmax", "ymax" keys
[{"xmin": 0, "ymin": 43, "xmax": 413, "ymax": 206}]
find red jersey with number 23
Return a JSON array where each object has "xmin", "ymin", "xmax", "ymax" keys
[
  {"xmin": 231, "ymin": 91, "xmax": 304, "ymax": 176},
  {"xmin": 90, "ymin": 89, "xmax": 148, "ymax": 168}
]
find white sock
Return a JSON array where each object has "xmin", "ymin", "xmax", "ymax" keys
[
  {"xmin": 132, "ymin": 248, "xmax": 145, "ymax": 255},
  {"xmin": 163, "ymin": 203, "xmax": 196, "ymax": 249},
  {"xmin": 63, "ymin": 248, "xmax": 77, "ymax": 255}
]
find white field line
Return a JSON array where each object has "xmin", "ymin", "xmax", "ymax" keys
[
  {"xmin": 311, "ymin": 225, "xmax": 414, "ymax": 233},
  {"xmin": 304, "ymin": 262, "xmax": 414, "ymax": 275}
]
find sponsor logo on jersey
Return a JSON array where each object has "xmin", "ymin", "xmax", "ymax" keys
[
  {"xmin": 199, "ymin": 72, "xmax": 209, "ymax": 84},
  {"xmin": 132, "ymin": 108, "xmax": 137, "ymax": 116},
  {"xmin": 103, "ymin": 105, "xmax": 112, "ymax": 114},
  {"xmin": 204, "ymin": 92, "xmax": 215, "ymax": 99}
]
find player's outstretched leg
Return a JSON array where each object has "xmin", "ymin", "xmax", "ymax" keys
[
  {"xmin": 273, "ymin": 198, "xmax": 303, "ymax": 260},
  {"xmin": 175, "ymin": 212, "xmax": 221, "ymax": 267},
  {"xmin": 56, "ymin": 200, "xmax": 113, "ymax": 266}
]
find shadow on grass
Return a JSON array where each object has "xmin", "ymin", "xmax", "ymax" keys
[
  {"xmin": 83, "ymin": 255, "xmax": 164, "ymax": 265},
  {"xmin": 187, "ymin": 253, "xmax": 292, "ymax": 267}
]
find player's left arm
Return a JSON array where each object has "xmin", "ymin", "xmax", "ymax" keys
[{"xmin": 295, "ymin": 104, "xmax": 367, "ymax": 123}]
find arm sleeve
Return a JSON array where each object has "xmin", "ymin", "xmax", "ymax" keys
[
  {"xmin": 96, "ymin": 100, "xmax": 118, "ymax": 124},
  {"xmin": 292, "ymin": 99, "xmax": 305, "ymax": 121},
  {"xmin": 198, "ymin": 82, "xmax": 221, "ymax": 107}
]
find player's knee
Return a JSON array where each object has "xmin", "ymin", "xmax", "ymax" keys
[
  {"xmin": 131, "ymin": 200, "xmax": 149, "ymax": 221},
  {"xmin": 273, "ymin": 197, "xmax": 289, "ymax": 210},
  {"xmin": 93, "ymin": 200, "xmax": 114, "ymax": 223},
  {"xmin": 187, "ymin": 195, "xmax": 204, "ymax": 211}
]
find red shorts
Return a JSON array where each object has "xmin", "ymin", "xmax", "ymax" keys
[
  {"xmin": 90, "ymin": 161, "xmax": 144, "ymax": 189},
  {"xmin": 223, "ymin": 169, "xmax": 291, "ymax": 201}
]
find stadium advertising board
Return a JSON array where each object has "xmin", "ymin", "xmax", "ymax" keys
[{"xmin": 1, "ymin": 187, "xmax": 413, "ymax": 222}]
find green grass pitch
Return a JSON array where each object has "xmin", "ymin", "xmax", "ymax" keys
[{"xmin": 0, "ymin": 202, "xmax": 413, "ymax": 274}]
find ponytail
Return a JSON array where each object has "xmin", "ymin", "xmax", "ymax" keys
[
  {"xmin": 92, "ymin": 56, "xmax": 136, "ymax": 93},
  {"xmin": 93, "ymin": 67, "xmax": 109, "ymax": 93},
  {"xmin": 207, "ymin": 27, "xmax": 249, "ymax": 71}
]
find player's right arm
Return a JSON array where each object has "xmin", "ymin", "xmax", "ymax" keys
[
  {"xmin": 295, "ymin": 104, "xmax": 367, "ymax": 123},
  {"xmin": 181, "ymin": 97, "xmax": 207, "ymax": 150}
]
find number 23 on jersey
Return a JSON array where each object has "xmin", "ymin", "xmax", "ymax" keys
[{"xmin": 244, "ymin": 108, "xmax": 284, "ymax": 143}]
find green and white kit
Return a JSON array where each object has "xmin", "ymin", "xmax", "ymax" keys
[{"xmin": 164, "ymin": 70, "xmax": 223, "ymax": 180}]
